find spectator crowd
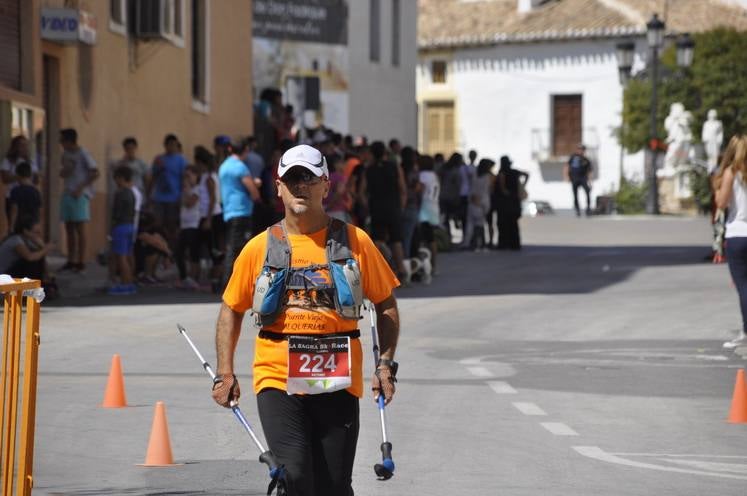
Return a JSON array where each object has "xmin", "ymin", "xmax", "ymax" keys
[{"xmin": 0, "ymin": 90, "xmax": 531, "ymax": 297}]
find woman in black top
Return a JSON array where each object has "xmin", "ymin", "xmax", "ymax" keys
[{"xmin": 494, "ymin": 155, "xmax": 529, "ymax": 250}]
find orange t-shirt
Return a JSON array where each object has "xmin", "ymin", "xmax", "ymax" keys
[{"xmin": 223, "ymin": 223, "xmax": 399, "ymax": 398}]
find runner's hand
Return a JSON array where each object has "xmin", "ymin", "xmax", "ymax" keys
[
  {"xmin": 212, "ymin": 374, "xmax": 240, "ymax": 408},
  {"xmin": 372, "ymin": 367, "xmax": 396, "ymax": 405}
]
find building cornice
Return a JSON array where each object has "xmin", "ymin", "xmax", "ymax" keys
[{"xmin": 419, "ymin": 25, "xmax": 646, "ymax": 51}]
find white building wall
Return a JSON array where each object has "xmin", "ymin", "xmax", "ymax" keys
[
  {"xmin": 418, "ymin": 39, "xmax": 648, "ymax": 210},
  {"xmin": 348, "ymin": 0, "xmax": 418, "ymax": 146}
]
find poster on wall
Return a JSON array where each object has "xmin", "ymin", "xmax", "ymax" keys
[{"xmin": 253, "ymin": 1, "xmax": 350, "ymax": 133}]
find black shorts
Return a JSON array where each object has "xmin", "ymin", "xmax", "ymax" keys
[
  {"xmin": 370, "ymin": 211, "xmax": 403, "ymax": 243},
  {"xmin": 257, "ymin": 388, "xmax": 359, "ymax": 496},
  {"xmin": 152, "ymin": 201, "xmax": 180, "ymax": 229},
  {"xmin": 420, "ymin": 222, "xmax": 435, "ymax": 243}
]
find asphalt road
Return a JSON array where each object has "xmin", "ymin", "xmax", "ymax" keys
[{"xmin": 28, "ymin": 215, "xmax": 747, "ymax": 495}]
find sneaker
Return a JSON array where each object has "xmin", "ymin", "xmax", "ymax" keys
[
  {"xmin": 73, "ymin": 263, "xmax": 86, "ymax": 274},
  {"xmin": 723, "ymin": 334, "xmax": 747, "ymax": 349},
  {"xmin": 108, "ymin": 284, "xmax": 125, "ymax": 295},
  {"xmin": 121, "ymin": 284, "xmax": 137, "ymax": 295}
]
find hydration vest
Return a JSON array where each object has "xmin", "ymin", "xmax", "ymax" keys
[{"xmin": 251, "ymin": 219, "xmax": 363, "ymax": 327}]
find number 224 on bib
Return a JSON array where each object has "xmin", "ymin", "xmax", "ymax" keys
[{"xmin": 287, "ymin": 336, "xmax": 352, "ymax": 395}]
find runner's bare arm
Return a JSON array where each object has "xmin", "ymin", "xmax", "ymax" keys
[
  {"xmin": 374, "ymin": 294, "xmax": 399, "ymax": 361},
  {"xmin": 716, "ymin": 166, "xmax": 735, "ymax": 209},
  {"xmin": 215, "ymin": 302, "xmax": 244, "ymax": 375}
]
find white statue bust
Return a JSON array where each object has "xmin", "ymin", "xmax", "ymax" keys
[
  {"xmin": 702, "ymin": 109, "xmax": 724, "ymax": 172},
  {"xmin": 663, "ymin": 102, "xmax": 692, "ymax": 173}
]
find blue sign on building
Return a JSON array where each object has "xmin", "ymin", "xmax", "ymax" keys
[{"xmin": 41, "ymin": 8, "xmax": 96, "ymax": 45}]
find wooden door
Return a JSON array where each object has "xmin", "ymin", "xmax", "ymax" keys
[
  {"xmin": 552, "ymin": 95, "xmax": 582, "ymax": 157},
  {"xmin": 424, "ymin": 101, "xmax": 455, "ymax": 157}
]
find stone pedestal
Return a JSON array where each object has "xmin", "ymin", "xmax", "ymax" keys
[{"xmin": 658, "ymin": 175, "xmax": 697, "ymax": 215}]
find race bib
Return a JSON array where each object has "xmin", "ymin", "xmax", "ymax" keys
[{"xmin": 287, "ymin": 335, "xmax": 352, "ymax": 395}]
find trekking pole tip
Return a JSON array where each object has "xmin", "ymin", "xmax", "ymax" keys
[{"xmin": 374, "ymin": 460, "xmax": 394, "ymax": 480}]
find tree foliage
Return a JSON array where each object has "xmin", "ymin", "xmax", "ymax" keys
[{"xmin": 621, "ymin": 28, "xmax": 747, "ymax": 153}]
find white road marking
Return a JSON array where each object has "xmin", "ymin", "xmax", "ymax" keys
[
  {"xmin": 512, "ymin": 402, "xmax": 547, "ymax": 416},
  {"xmin": 540, "ymin": 422, "xmax": 578, "ymax": 436},
  {"xmin": 665, "ymin": 459, "xmax": 747, "ymax": 475},
  {"xmin": 466, "ymin": 366, "xmax": 493, "ymax": 377},
  {"xmin": 487, "ymin": 381, "xmax": 517, "ymax": 394},
  {"xmin": 573, "ymin": 446, "xmax": 747, "ymax": 480},
  {"xmin": 612, "ymin": 453, "xmax": 747, "ymax": 458},
  {"xmin": 459, "ymin": 356, "xmax": 486, "ymax": 365}
]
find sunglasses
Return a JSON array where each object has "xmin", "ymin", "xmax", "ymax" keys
[{"xmin": 280, "ymin": 169, "xmax": 322, "ymax": 185}]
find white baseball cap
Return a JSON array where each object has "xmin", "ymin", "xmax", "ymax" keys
[{"xmin": 278, "ymin": 144, "xmax": 329, "ymax": 178}]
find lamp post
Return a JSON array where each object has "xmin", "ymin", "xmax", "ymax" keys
[
  {"xmin": 646, "ymin": 13, "xmax": 665, "ymax": 214},
  {"xmin": 616, "ymin": 15, "xmax": 694, "ymax": 215}
]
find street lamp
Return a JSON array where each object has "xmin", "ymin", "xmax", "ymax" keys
[
  {"xmin": 646, "ymin": 13, "xmax": 665, "ymax": 214},
  {"xmin": 617, "ymin": 16, "xmax": 694, "ymax": 214},
  {"xmin": 615, "ymin": 41, "xmax": 635, "ymax": 86},
  {"xmin": 676, "ymin": 33, "xmax": 695, "ymax": 68}
]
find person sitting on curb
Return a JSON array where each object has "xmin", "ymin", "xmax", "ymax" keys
[{"xmin": 0, "ymin": 214, "xmax": 57, "ymax": 297}]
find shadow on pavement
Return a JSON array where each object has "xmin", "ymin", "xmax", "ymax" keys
[
  {"xmin": 429, "ymin": 339, "xmax": 742, "ymax": 399},
  {"xmin": 45, "ymin": 244, "xmax": 712, "ymax": 307},
  {"xmin": 396, "ymin": 244, "xmax": 712, "ymax": 298}
]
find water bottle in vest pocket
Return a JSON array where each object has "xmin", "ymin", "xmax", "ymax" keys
[
  {"xmin": 331, "ymin": 259, "xmax": 362, "ymax": 319},
  {"xmin": 252, "ymin": 267, "xmax": 287, "ymax": 321}
]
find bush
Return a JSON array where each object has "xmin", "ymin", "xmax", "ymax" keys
[
  {"xmin": 688, "ymin": 164, "xmax": 712, "ymax": 215},
  {"xmin": 615, "ymin": 177, "xmax": 648, "ymax": 214}
]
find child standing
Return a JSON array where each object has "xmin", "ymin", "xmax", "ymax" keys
[
  {"xmin": 176, "ymin": 166, "xmax": 202, "ymax": 289},
  {"xmin": 463, "ymin": 159, "xmax": 494, "ymax": 251},
  {"xmin": 109, "ymin": 166, "xmax": 136, "ymax": 295}
]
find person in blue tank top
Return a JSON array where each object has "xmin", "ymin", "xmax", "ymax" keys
[
  {"xmin": 149, "ymin": 134, "xmax": 186, "ymax": 248},
  {"xmin": 219, "ymin": 137, "xmax": 261, "ymax": 288}
]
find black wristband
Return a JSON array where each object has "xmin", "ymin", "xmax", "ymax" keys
[
  {"xmin": 213, "ymin": 374, "xmax": 235, "ymax": 385},
  {"xmin": 376, "ymin": 359, "xmax": 398, "ymax": 377}
]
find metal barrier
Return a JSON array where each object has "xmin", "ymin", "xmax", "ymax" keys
[{"xmin": 1, "ymin": 279, "xmax": 42, "ymax": 496}]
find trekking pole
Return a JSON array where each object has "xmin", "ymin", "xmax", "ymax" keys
[
  {"xmin": 367, "ymin": 304, "xmax": 395, "ymax": 480},
  {"xmin": 177, "ymin": 324, "xmax": 286, "ymax": 496}
]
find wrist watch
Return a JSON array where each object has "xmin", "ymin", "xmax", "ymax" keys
[{"xmin": 377, "ymin": 358, "xmax": 398, "ymax": 376}]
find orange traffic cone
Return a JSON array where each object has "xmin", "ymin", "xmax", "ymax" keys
[
  {"xmin": 140, "ymin": 402, "xmax": 178, "ymax": 466},
  {"xmin": 102, "ymin": 354, "xmax": 127, "ymax": 408},
  {"xmin": 727, "ymin": 369, "xmax": 747, "ymax": 423}
]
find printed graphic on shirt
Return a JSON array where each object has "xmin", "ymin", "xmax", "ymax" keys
[{"xmin": 285, "ymin": 264, "xmax": 335, "ymax": 310}]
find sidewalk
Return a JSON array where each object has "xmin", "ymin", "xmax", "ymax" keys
[{"xmin": 47, "ymin": 253, "xmax": 222, "ymax": 306}]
